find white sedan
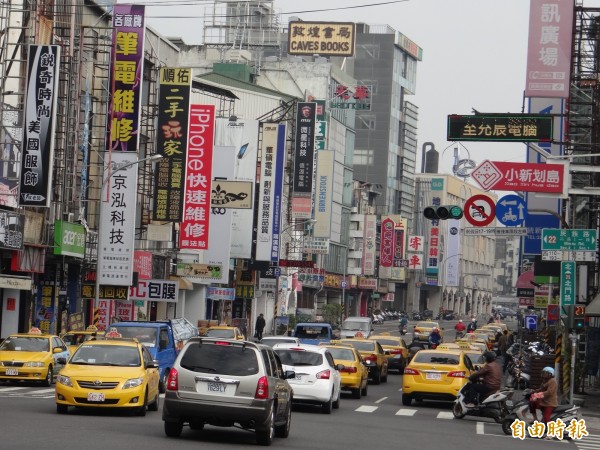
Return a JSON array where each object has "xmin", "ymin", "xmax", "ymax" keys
[{"xmin": 273, "ymin": 343, "xmax": 343, "ymax": 414}]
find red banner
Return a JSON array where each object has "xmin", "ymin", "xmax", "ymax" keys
[
  {"xmin": 179, "ymin": 104, "xmax": 215, "ymax": 249},
  {"xmin": 380, "ymin": 217, "xmax": 395, "ymax": 267},
  {"xmin": 133, "ymin": 250, "xmax": 152, "ymax": 279}
]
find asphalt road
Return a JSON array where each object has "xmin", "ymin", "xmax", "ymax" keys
[{"xmin": 1, "ymin": 318, "xmax": 596, "ymax": 449}]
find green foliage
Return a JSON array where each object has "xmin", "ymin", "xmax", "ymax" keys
[{"xmin": 322, "ymin": 303, "xmax": 343, "ymax": 327}]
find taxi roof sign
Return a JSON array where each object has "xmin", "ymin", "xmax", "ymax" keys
[
  {"xmin": 86, "ymin": 325, "xmax": 98, "ymax": 332},
  {"xmin": 104, "ymin": 328, "xmax": 123, "ymax": 339}
]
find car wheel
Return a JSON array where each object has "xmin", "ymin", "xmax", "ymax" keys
[
  {"xmin": 43, "ymin": 365, "xmax": 53, "ymax": 387},
  {"xmin": 332, "ymin": 389, "xmax": 341, "ymax": 409},
  {"xmin": 164, "ymin": 420, "xmax": 183, "ymax": 438},
  {"xmin": 148, "ymin": 390, "xmax": 159, "ymax": 412},
  {"xmin": 56, "ymin": 404, "xmax": 68, "ymax": 415},
  {"xmin": 352, "ymin": 387, "xmax": 361, "ymax": 399},
  {"xmin": 321, "ymin": 393, "xmax": 333, "ymax": 414},
  {"xmin": 136, "ymin": 390, "xmax": 148, "ymax": 417},
  {"xmin": 361, "ymin": 382, "xmax": 368, "ymax": 397},
  {"xmin": 371, "ymin": 369, "xmax": 381, "ymax": 385},
  {"xmin": 256, "ymin": 405, "xmax": 274, "ymax": 446},
  {"xmin": 452, "ymin": 401, "xmax": 466, "ymax": 419},
  {"xmin": 274, "ymin": 403, "xmax": 291, "ymax": 438},
  {"xmin": 401, "ymin": 394, "xmax": 412, "ymax": 406}
]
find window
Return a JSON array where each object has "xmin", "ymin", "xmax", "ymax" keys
[
  {"xmin": 179, "ymin": 344, "xmax": 259, "ymax": 376},
  {"xmin": 353, "ymin": 148, "xmax": 374, "ymax": 165},
  {"xmin": 261, "ymin": 349, "xmax": 273, "ymax": 376},
  {"xmin": 274, "ymin": 350, "xmax": 323, "ymax": 366}
]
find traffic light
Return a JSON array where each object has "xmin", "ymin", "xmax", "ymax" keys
[
  {"xmin": 567, "ymin": 305, "xmax": 586, "ymax": 330},
  {"xmin": 423, "ymin": 205, "xmax": 463, "ymax": 220}
]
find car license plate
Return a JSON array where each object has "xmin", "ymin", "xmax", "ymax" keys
[
  {"xmin": 5, "ymin": 368, "xmax": 18, "ymax": 376},
  {"xmin": 207, "ymin": 382, "xmax": 226, "ymax": 393},
  {"xmin": 87, "ymin": 392, "xmax": 105, "ymax": 402},
  {"xmin": 425, "ymin": 373, "xmax": 442, "ymax": 381}
]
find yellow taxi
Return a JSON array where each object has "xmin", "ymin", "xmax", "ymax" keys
[
  {"xmin": 61, "ymin": 326, "xmax": 105, "ymax": 355},
  {"xmin": 456, "ymin": 338, "xmax": 488, "ymax": 354},
  {"xmin": 55, "ymin": 329, "xmax": 160, "ymax": 416},
  {"xmin": 0, "ymin": 328, "xmax": 69, "ymax": 386},
  {"xmin": 412, "ymin": 321, "xmax": 444, "ymax": 344},
  {"xmin": 336, "ymin": 338, "xmax": 388, "ymax": 384},
  {"xmin": 203, "ymin": 326, "xmax": 245, "ymax": 340},
  {"xmin": 402, "ymin": 348, "xmax": 475, "ymax": 406},
  {"xmin": 437, "ymin": 343, "xmax": 485, "ymax": 367},
  {"xmin": 472, "ymin": 331, "xmax": 495, "ymax": 350},
  {"xmin": 321, "ymin": 344, "xmax": 368, "ymax": 399},
  {"xmin": 369, "ymin": 334, "xmax": 409, "ymax": 373}
]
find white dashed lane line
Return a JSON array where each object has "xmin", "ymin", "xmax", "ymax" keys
[{"xmin": 374, "ymin": 397, "xmax": 387, "ymax": 404}]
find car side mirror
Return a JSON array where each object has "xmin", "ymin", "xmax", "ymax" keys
[
  {"xmin": 53, "ymin": 347, "xmax": 63, "ymax": 354},
  {"xmin": 335, "ymin": 364, "xmax": 345, "ymax": 371},
  {"xmin": 283, "ymin": 370, "xmax": 296, "ymax": 380},
  {"xmin": 57, "ymin": 357, "xmax": 67, "ymax": 365},
  {"xmin": 147, "ymin": 360, "xmax": 160, "ymax": 369}
]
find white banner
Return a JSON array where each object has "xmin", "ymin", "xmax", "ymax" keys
[
  {"xmin": 129, "ymin": 279, "xmax": 179, "ymax": 302},
  {"xmin": 203, "ymin": 146, "xmax": 234, "ymax": 284},
  {"xmin": 445, "ymin": 219, "xmax": 461, "ymax": 287},
  {"xmin": 214, "ymin": 119, "xmax": 259, "ymax": 259},
  {"xmin": 314, "ymin": 150, "xmax": 334, "ymax": 238},
  {"xmin": 362, "ymin": 215, "xmax": 377, "ymax": 276},
  {"xmin": 97, "ymin": 152, "xmax": 138, "ymax": 286}
]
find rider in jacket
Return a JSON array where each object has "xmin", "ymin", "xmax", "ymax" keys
[{"xmin": 464, "ymin": 351, "xmax": 502, "ymax": 407}]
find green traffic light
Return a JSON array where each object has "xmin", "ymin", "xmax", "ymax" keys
[{"xmin": 448, "ymin": 205, "xmax": 463, "ymax": 219}]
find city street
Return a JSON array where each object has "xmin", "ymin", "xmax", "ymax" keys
[{"xmin": 1, "ymin": 319, "xmax": 598, "ymax": 449}]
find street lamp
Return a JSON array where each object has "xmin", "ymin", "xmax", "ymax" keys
[{"xmin": 101, "ymin": 153, "xmax": 163, "ymax": 189}]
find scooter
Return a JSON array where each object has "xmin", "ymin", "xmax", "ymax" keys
[
  {"xmin": 506, "ymin": 358, "xmax": 531, "ymax": 390},
  {"xmin": 501, "ymin": 390, "xmax": 581, "ymax": 436},
  {"xmin": 453, "ymin": 381, "xmax": 513, "ymax": 423},
  {"xmin": 399, "ymin": 325, "xmax": 407, "ymax": 336}
]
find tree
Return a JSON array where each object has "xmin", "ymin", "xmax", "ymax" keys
[{"xmin": 322, "ymin": 304, "xmax": 343, "ymax": 327}]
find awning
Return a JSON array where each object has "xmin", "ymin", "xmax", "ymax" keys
[
  {"xmin": 586, "ymin": 293, "xmax": 600, "ymax": 316},
  {"xmin": 170, "ymin": 276, "xmax": 193, "ymax": 290}
]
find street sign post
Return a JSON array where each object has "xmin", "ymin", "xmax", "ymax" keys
[
  {"xmin": 463, "ymin": 227, "xmax": 527, "ymax": 236},
  {"xmin": 542, "ymin": 250, "xmax": 596, "ymax": 262},
  {"xmin": 496, "ymin": 194, "xmax": 527, "ymax": 227},
  {"xmin": 560, "ymin": 261, "xmax": 576, "ymax": 306},
  {"xmin": 541, "ymin": 229, "xmax": 597, "ymax": 251},
  {"xmin": 471, "ymin": 160, "xmax": 565, "ymax": 193},
  {"xmin": 525, "ymin": 315, "xmax": 538, "ymax": 331},
  {"xmin": 463, "ymin": 194, "xmax": 496, "ymax": 227}
]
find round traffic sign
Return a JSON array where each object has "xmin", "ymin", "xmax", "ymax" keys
[
  {"xmin": 464, "ymin": 194, "xmax": 496, "ymax": 226},
  {"xmin": 496, "ymin": 194, "xmax": 526, "ymax": 227}
]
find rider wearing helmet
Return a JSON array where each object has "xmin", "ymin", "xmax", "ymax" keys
[
  {"xmin": 464, "ymin": 351, "xmax": 502, "ymax": 407},
  {"xmin": 529, "ymin": 366, "xmax": 558, "ymax": 424},
  {"xmin": 428, "ymin": 326, "xmax": 442, "ymax": 348},
  {"xmin": 454, "ymin": 319, "xmax": 466, "ymax": 334},
  {"xmin": 466, "ymin": 317, "xmax": 477, "ymax": 333}
]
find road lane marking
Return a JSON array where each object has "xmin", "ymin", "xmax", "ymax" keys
[
  {"xmin": 375, "ymin": 397, "xmax": 387, "ymax": 404},
  {"xmin": 0, "ymin": 387, "xmax": 27, "ymax": 392},
  {"xmin": 395, "ymin": 409, "xmax": 417, "ymax": 416},
  {"xmin": 33, "ymin": 388, "xmax": 56, "ymax": 394},
  {"xmin": 355, "ymin": 405, "xmax": 378, "ymax": 413},
  {"xmin": 437, "ymin": 412, "xmax": 454, "ymax": 420},
  {"xmin": 476, "ymin": 422, "xmax": 485, "ymax": 435}
]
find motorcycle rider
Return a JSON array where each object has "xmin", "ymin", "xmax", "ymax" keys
[
  {"xmin": 399, "ymin": 316, "xmax": 408, "ymax": 330},
  {"xmin": 428, "ymin": 327, "xmax": 442, "ymax": 348},
  {"xmin": 528, "ymin": 366, "xmax": 558, "ymax": 425},
  {"xmin": 466, "ymin": 318, "xmax": 478, "ymax": 333},
  {"xmin": 454, "ymin": 319, "xmax": 466, "ymax": 337},
  {"xmin": 464, "ymin": 351, "xmax": 502, "ymax": 407}
]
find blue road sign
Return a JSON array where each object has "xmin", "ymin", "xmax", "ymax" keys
[
  {"xmin": 496, "ymin": 195, "xmax": 527, "ymax": 227},
  {"xmin": 524, "ymin": 212, "xmax": 559, "ymax": 254},
  {"xmin": 525, "ymin": 315, "xmax": 538, "ymax": 331}
]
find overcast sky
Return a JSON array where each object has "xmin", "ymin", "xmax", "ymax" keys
[{"xmin": 139, "ymin": 0, "xmax": 599, "ymax": 176}]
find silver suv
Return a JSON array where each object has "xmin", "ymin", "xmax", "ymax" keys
[{"xmin": 162, "ymin": 338, "xmax": 295, "ymax": 446}]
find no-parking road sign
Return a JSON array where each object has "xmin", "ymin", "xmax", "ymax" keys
[{"xmin": 464, "ymin": 194, "xmax": 496, "ymax": 227}]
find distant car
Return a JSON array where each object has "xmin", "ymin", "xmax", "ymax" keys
[
  {"xmin": 203, "ymin": 326, "xmax": 244, "ymax": 340},
  {"xmin": 55, "ymin": 336, "xmax": 160, "ymax": 415},
  {"xmin": 61, "ymin": 327, "xmax": 104, "ymax": 355},
  {"xmin": 335, "ymin": 338, "xmax": 389, "ymax": 384},
  {"xmin": 321, "ymin": 344, "xmax": 368, "ymax": 399},
  {"xmin": 273, "ymin": 343, "xmax": 342, "ymax": 414},
  {"xmin": 162, "ymin": 338, "xmax": 295, "ymax": 445},
  {"xmin": 260, "ymin": 336, "xmax": 300, "ymax": 347},
  {"xmin": 0, "ymin": 329, "xmax": 69, "ymax": 386},
  {"xmin": 412, "ymin": 321, "xmax": 444, "ymax": 344},
  {"xmin": 369, "ymin": 334, "xmax": 409, "ymax": 373}
]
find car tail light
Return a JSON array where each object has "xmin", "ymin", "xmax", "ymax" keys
[
  {"xmin": 403, "ymin": 367, "xmax": 420, "ymax": 375},
  {"xmin": 340, "ymin": 367, "xmax": 357, "ymax": 374},
  {"xmin": 363, "ymin": 354, "xmax": 377, "ymax": 363},
  {"xmin": 215, "ymin": 341, "xmax": 231, "ymax": 346},
  {"xmin": 255, "ymin": 376, "xmax": 269, "ymax": 399},
  {"xmin": 316, "ymin": 370, "xmax": 331, "ymax": 379},
  {"xmin": 390, "ymin": 350, "xmax": 403, "ymax": 355},
  {"xmin": 166, "ymin": 368, "xmax": 179, "ymax": 391},
  {"xmin": 447, "ymin": 371, "xmax": 466, "ymax": 378}
]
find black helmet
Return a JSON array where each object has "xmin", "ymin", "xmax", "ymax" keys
[{"xmin": 483, "ymin": 351, "xmax": 497, "ymax": 363}]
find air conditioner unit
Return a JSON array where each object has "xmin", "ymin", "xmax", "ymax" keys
[{"xmin": 351, "ymin": 207, "xmax": 358, "ymax": 213}]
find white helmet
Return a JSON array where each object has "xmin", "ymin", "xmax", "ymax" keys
[
  {"xmin": 459, "ymin": 319, "xmax": 463, "ymax": 323},
  {"xmin": 472, "ymin": 318, "xmax": 476, "ymax": 322}
]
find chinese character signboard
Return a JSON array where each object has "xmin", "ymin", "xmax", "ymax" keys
[
  {"xmin": 472, "ymin": 160, "xmax": 564, "ymax": 193},
  {"xmin": 288, "ymin": 21, "xmax": 355, "ymax": 57},
  {"xmin": 292, "ymin": 102, "xmax": 316, "ymax": 218},
  {"xmin": 407, "ymin": 235, "xmax": 424, "ymax": 271},
  {"xmin": 19, "ymin": 45, "xmax": 60, "ymax": 207},
  {"xmin": 97, "ymin": 152, "xmax": 138, "ymax": 286},
  {"xmin": 180, "ymin": 104, "xmax": 214, "ymax": 250},
  {"xmin": 362, "ymin": 215, "xmax": 377, "ymax": 276},
  {"xmin": 447, "ymin": 114, "xmax": 553, "ymax": 142},
  {"xmin": 380, "ymin": 217, "xmax": 395, "ymax": 269},
  {"xmin": 53, "ymin": 220, "xmax": 85, "ymax": 258},
  {"xmin": 391, "ymin": 218, "xmax": 407, "ymax": 281},
  {"xmin": 133, "ymin": 250, "xmax": 152, "ymax": 279},
  {"xmin": 207, "ymin": 287, "xmax": 235, "ymax": 301},
  {"xmin": 525, "ymin": 0, "xmax": 574, "ymax": 98},
  {"xmin": 560, "ymin": 261, "xmax": 576, "ymax": 306},
  {"xmin": 176, "ymin": 262, "xmax": 222, "ymax": 280},
  {"xmin": 256, "ymin": 123, "xmax": 286, "ymax": 262},
  {"xmin": 94, "ymin": 279, "xmax": 178, "ymax": 302},
  {"xmin": 0, "ymin": 209, "xmax": 24, "ymax": 250},
  {"xmin": 106, "ymin": 5, "xmax": 145, "ymax": 153},
  {"xmin": 153, "ymin": 67, "xmax": 192, "ymax": 222},
  {"xmin": 329, "ymin": 82, "xmax": 371, "ymax": 110},
  {"xmin": 426, "ymin": 221, "xmax": 440, "ymax": 275}
]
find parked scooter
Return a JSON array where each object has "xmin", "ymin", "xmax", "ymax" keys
[
  {"xmin": 501, "ymin": 389, "xmax": 581, "ymax": 436},
  {"xmin": 506, "ymin": 356, "xmax": 531, "ymax": 390},
  {"xmin": 453, "ymin": 381, "xmax": 513, "ymax": 423}
]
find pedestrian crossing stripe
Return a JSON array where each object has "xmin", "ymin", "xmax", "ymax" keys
[{"xmin": 395, "ymin": 409, "xmax": 417, "ymax": 416}]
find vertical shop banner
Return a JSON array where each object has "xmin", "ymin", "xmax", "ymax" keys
[
  {"xmin": 214, "ymin": 119, "xmax": 259, "ymax": 259},
  {"xmin": 180, "ymin": 104, "xmax": 214, "ymax": 249},
  {"xmin": 256, "ymin": 123, "xmax": 286, "ymax": 262},
  {"xmin": 106, "ymin": 5, "xmax": 145, "ymax": 153},
  {"xmin": 97, "ymin": 152, "xmax": 138, "ymax": 286},
  {"xmin": 36, "ymin": 284, "xmax": 56, "ymax": 334},
  {"xmin": 391, "ymin": 217, "xmax": 407, "ymax": 281},
  {"xmin": 445, "ymin": 219, "xmax": 461, "ymax": 287},
  {"xmin": 204, "ymin": 146, "xmax": 235, "ymax": 285},
  {"xmin": 362, "ymin": 214, "xmax": 377, "ymax": 276},
  {"xmin": 153, "ymin": 68, "xmax": 192, "ymax": 222},
  {"xmin": 379, "ymin": 216, "xmax": 395, "ymax": 279},
  {"xmin": 426, "ymin": 220, "xmax": 440, "ymax": 275},
  {"xmin": 133, "ymin": 250, "xmax": 153, "ymax": 279},
  {"xmin": 313, "ymin": 150, "xmax": 334, "ymax": 238},
  {"xmin": 19, "ymin": 45, "xmax": 60, "ymax": 207},
  {"xmin": 525, "ymin": 0, "xmax": 574, "ymax": 98},
  {"xmin": 292, "ymin": 102, "xmax": 316, "ymax": 218}
]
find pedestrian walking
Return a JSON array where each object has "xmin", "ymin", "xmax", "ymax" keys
[{"xmin": 254, "ymin": 313, "xmax": 266, "ymax": 341}]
